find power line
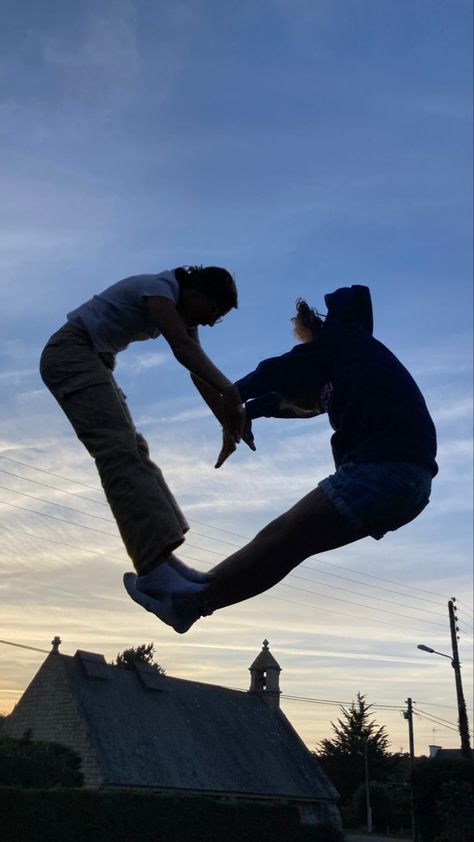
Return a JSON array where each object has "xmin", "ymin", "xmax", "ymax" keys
[
  {"xmin": 0, "ymin": 638, "xmax": 49, "ymax": 654},
  {"xmin": 413, "ymin": 710, "xmax": 462, "ymax": 736},
  {"xmin": 291, "ymin": 571, "xmax": 448, "ymax": 620},
  {"xmin": 279, "ymin": 581, "xmax": 448, "ymax": 628},
  {"xmin": 0, "ymin": 460, "xmax": 456, "ymax": 613},
  {"xmin": 0, "ymin": 457, "xmax": 245, "ymax": 539},
  {"xmin": 0, "ymin": 524, "xmax": 464, "ymax": 637},
  {"xmin": 0, "ymin": 481, "xmax": 455, "ymax": 625},
  {"xmin": 0, "ymin": 454, "xmax": 471, "ymax": 635},
  {"xmin": 0, "ymin": 646, "xmax": 425, "ymax": 716},
  {"xmin": 0, "ymin": 454, "xmax": 455, "ymax": 602},
  {"xmin": 0, "ymin": 520, "xmax": 449, "ymax": 634},
  {"xmin": 0, "ymin": 467, "xmax": 461, "ymax": 624},
  {"xmin": 300, "ymin": 561, "xmax": 447, "ymax": 609},
  {"xmin": 414, "ymin": 707, "xmax": 462, "ymax": 731}
]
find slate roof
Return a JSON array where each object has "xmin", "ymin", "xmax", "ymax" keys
[
  {"xmin": 60, "ymin": 650, "xmax": 338, "ymax": 800},
  {"xmin": 249, "ymin": 638, "xmax": 281, "ymax": 672},
  {"xmin": 430, "ymin": 747, "xmax": 474, "ymax": 761}
]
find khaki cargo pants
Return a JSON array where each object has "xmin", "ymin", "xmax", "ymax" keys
[{"xmin": 39, "ymin": 323, "xmax": 188, "ymax": 573}]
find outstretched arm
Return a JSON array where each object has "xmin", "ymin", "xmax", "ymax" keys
[
  {"xmin": 146, "ymin": 296, "xmax": 244, "ymax": 441},
  {"xmin": 190, "ymin": 373, "xmax": 256, "ymax": 468}
]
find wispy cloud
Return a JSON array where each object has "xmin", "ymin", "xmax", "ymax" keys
[{"xmin": 119, "ymin": 351, "xmax": 170, "ymax": 374}]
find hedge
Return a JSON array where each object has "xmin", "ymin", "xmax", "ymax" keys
[
  {"xmin": 0, "ymin": 737, "xmax": 83, "ymax": 788},
  {"xmin": 0, "ymin": 788, "xmax": 343, "ymax": 842},
  {"xmin": 413, "ymin": 757, "xmax": 473, "ymax": 842}
]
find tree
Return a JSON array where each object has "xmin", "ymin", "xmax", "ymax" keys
[
  {"xmin": 315, "ymin": 693, "xmax": 398, "ymax": 803},
  {"xmin": 413, "ymin": 757, "xmax": 474, "ymax": 842},
  {"xmin": 353, "ymin": 781, "xmax": 392, "ymax": 830},
  {"xmin": 112, "ymin": 643, "xmax": 165, "ymax": 674}
]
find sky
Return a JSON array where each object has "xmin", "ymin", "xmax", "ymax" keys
[{"xmin": 0, "ymin": 0, "xmax": 472, "ymax": 757}]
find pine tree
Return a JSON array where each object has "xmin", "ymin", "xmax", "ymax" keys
[
  {"xmin": 113, "ymin": 643, "xmax": 165, "ymax": 674},
  {"xmin": 315, "ymin": 692, "xmax": 396, "ymax": 801}
]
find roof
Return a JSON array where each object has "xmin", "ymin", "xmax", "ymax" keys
[
  {"xmin": 430, "ymin": 747, "xmax": 474, "ymax": 761},
  {"xmin": 249, "ymin": 639, "xmax": 281, "ymax": 672},
  {"xmin": 59, "ymin": 650, "xmax": 337, "ymax": 800}
]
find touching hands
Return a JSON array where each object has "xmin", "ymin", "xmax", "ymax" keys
[
  {"xmin": 215, "ymin": 415, "xmax": 256, "ymax": 469},
  {"xmin": 220, "ymin": 384, "xmax": 246, "ymax": 441}
]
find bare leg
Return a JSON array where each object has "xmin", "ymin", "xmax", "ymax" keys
[{"xmin": 206, "ymin": 487, "xmax": 369, "ymax": 610}]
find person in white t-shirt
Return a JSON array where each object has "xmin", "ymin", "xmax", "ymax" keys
[{"xmin": 40, "ymin": 265, "xmax": 252, "ymax": 601}]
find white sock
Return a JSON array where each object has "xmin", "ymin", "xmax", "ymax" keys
[
  {"xmin": 136, "ymin": 560, "xmax": 205, "ymax": 597},
  {"xmin": 168, "ymin": 554, "xmax": 210, "ymax": 584}
]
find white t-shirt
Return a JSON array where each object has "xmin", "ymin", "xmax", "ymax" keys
[{"xmin": 67, "ymin": 271, "xmax": 179, "ymax": 353}]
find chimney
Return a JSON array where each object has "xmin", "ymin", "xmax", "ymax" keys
[{"xmin": 248, "ymin": 639, "xmax": 281, "ymax": 709}]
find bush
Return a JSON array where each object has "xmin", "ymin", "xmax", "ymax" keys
[
  {"xmin": 0, "ymin": 788, "xmax": 343, "ymax": 842},
  {"xmin": 352, "ymin": 781, "xmax": 392, "ymax": 831},
  {"xmin": 433, "ymin": 779, "xmax": 474, "ymax": 842},
  {"xmin": 0, "ymin": 736, "xmax": 83, "ymax": 788},
  {"xmin": 413, "ymin": 758, "xmax": 474, "ymax": 842}
]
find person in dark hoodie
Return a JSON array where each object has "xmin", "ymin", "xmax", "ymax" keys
[{"xmin": 124, "ymin": 285, "xmax": 438, "ymax": 632}]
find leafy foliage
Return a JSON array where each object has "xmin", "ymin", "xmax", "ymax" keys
[
  {"xmin": 113, "ymin": 643, "xmax": 165, "ymax": 674},
  {"xmin": 315, "ymin": 693, "xmax": 398, "ymax": 802},
  {"xmin": 353, "ymin": 780, "xmax": 392, "ymax": 829},
  {"xmin": 0, "ymin": 788, "xmax": 343, "ymax": 842},
  {"xmin": 413, "ymin": 757, "xmax": 474, "ymax": 842},
  {"xmin": 0, "ymin": 736, "xmax": 83, "ymax": 788}
]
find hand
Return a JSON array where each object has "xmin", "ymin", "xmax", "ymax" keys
[
  {"xmin": 221, "ymin": 384, "xmax": 245, "ymax": 441},
  {"xmin": 242, "ymin": 416, "xmax": 256, "ymax": 453},
  {"xmin": 215, "ymin": 430, "xmax": 238, "ymax": 469},
  {"xmin": 214, "ymin": 416, "xmax": 256, "ymax": 469}
]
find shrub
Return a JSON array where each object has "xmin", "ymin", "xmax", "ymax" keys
[
  {"xmin": 0, "ymin": 789, "xmax": 343, "ymax": 842},
  {"xmin": 0, "ymin": 736, "xmax": 83, "ymax": 788}
]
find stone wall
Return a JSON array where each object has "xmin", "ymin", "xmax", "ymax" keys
[{"xmin": 2, "ymin": 653, "xmax": 103, "ymax": 787}]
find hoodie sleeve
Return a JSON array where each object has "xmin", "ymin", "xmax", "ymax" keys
[
  {"xmin": 249, "ymin": 397, "xmax": 323, "ymax": 420},
  {"xmin": 235, "ymin": 342, "xmax": 321, "ymax": 402},
  {"xmin": 243, "ymin": 392, "xmax": 321, "ymax": 420}
]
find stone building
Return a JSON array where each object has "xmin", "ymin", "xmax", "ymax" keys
[{"xmin": 3, "ymin": 637, "xmax": 341, "ymax": 830}]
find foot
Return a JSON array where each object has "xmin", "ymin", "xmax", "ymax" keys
[
  {"xmin": 136, "ymin": 559, "xmax": 206, "ymax": 597},
  {"xmin": 123, "ymin": 572, "xmax": 212, "ymax": 634},
  {"xmin": 167, "ymin": 554, "xmax": 211, "ymax": 584}
]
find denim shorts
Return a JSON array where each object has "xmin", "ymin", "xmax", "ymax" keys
[{"xmin": 318, "ymin": 462, "xmax": 433, "ymax": 540}]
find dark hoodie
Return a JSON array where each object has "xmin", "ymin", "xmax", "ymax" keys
[{"xmin": 235, "ymin": 286, "xmax": 438, "ymax": 476}]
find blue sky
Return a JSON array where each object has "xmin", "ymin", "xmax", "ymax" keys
[{"xmin": 0, "ymin": 0, "xmax": 472, "ymax": 754}]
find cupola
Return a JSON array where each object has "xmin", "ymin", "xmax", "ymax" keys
[{"xmin": 248, "ymin": 639, "xmax": 281, "ymax": 709}]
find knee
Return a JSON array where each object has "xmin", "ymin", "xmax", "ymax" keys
[{"xmin": 253, "ymin": 515, "xmax": 293, "ymax": 554}]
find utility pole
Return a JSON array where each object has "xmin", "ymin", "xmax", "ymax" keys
[
  {"xmin": 404, "ymin": 697, "xmax": 418, "ymax": 842},
  {"xmin": 363, "ymin": 740, "xmax": 373, "ymax": 834},
  {"xmin": 448, "ymin": 599, "xmax": 472, "ymax": 760}
]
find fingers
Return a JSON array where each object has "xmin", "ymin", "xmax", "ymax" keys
[
  {"xmin": 214, "ymin": 430, "xmax": 237, "ymax": 469},
  {"xmin": 242, "ymin": 417, "xmax": 256, "ymax": 451},
  {"xmin": 215, "ymin": 442, "xmax": 235, "ymax": 469}
]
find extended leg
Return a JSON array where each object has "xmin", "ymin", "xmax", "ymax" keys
[
  {"xmin": 40, "ymin": 328, "xmax": 189, "ymax": 577},
  {"xmin": 206, "ymin": 487, "xmax": 368, "ymax": 610},
  {"xmin": 59, "ymin": 381, "xmax": 188, "ymax": 573}
]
